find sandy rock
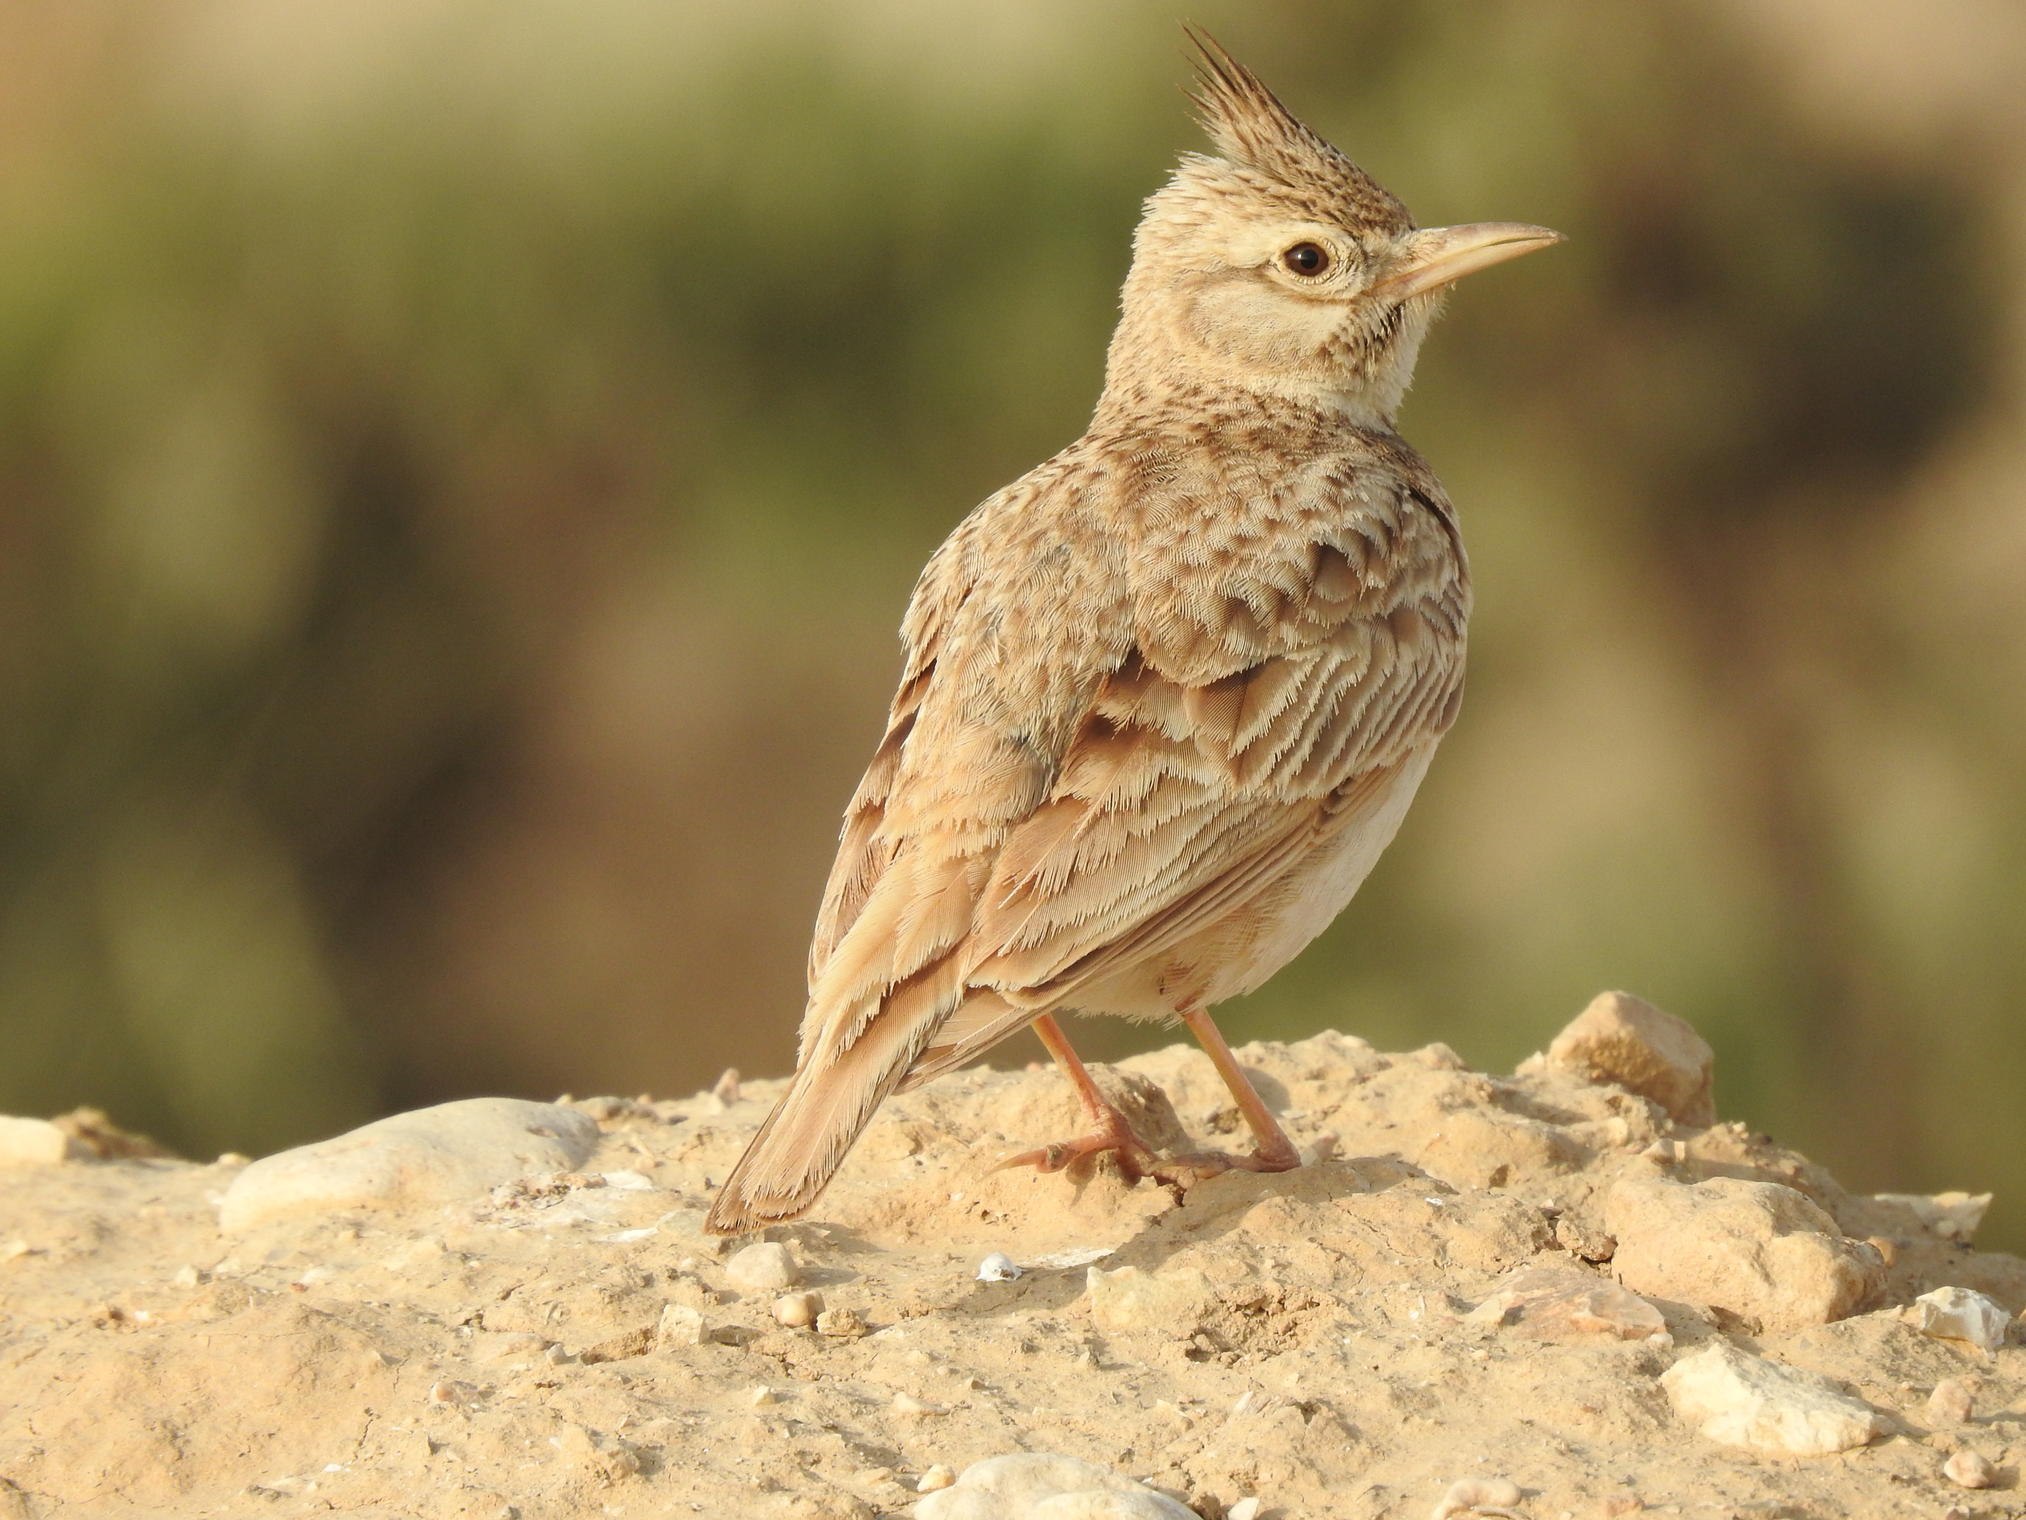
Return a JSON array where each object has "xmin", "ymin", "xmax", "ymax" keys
[
  {"xmin": 1030, "ymin": 1496, "xmax": 1193, "ymax": 1520},
  {"xmin": 1660, "ymin": 1342, "xmax": 1886, "ymax": 1455},
  {"xmin": 656, "ymin": 1303, "xmax": 710, "ymax": 1347},
  {"xmin": 1543, "ymin": 991, "xmax": 1715, "ymax": 1125},
  {"xmin": 6, "ymin": 1014, "xmax": 2023, "ymax": 1520},
  {"xmin": 914, "ymin": 1454, "xmax": 1193, "ymax": 1520},
  {"xmin": 1925, "ymin": 1377, "xmax": 1975, "ymax": 1425},
  {"xmin": 1942, "ymin": 1450, "xmax": 1996, "ymax": 1490},
  {"xmin": 218, "ymin": 1099, "xmax": 599, "ymax": 1233},
  {"xmin": 726, "ymin": 1241, "xmax": 800, "ymax": 1292},
  {"xmin": 772, "ymin": 1291, "xmax": 824, "ymax": 1329},
  {"xmin": 1872, "ymin": 1190, "xmax": 1992, "ymax": 1243},
  {"xmin": 1606, "ymin": 1174, "xmax": 1882, "ymax": 1332},
  {"xmin": 1908, "ymin": 1287, "xmax": 2009, "ymax": 1351},
  {"xmin": 0, "ymin": 1117, "xmax": 78, "ymax": 1166},
  {"xmin": 1464, "ymin": 1264, "xmax": 1670, "ymax": 1343},
  {"xmin": 1085, "ymin": 1264, "xmax": 1215, "ymax": 1335},
  {"xmin": 816, "ymin": 1306, "xmax": 867, "ymax": 1338},
  {"xmin": 1431, "ymin": 1476, "xmax": 1523, "ymax": 1518}
]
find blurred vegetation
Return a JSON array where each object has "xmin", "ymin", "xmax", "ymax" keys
[{"xmin": 4, "ymin": 3, "xmax": 2023, "ymax": 1248}]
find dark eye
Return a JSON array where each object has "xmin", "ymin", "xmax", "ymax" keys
[{"xmin": 1282, "ymin": 242, "xmax": 1331, "ymax": 277}]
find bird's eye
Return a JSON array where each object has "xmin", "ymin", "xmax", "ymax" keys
[{"xmin": 1282, "ymin": 242, "xmax": 1331, "ymax": 277}]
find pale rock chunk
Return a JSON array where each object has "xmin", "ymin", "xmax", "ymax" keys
[
  {"xmin": 915, "ymin": 1453, "xmax": 1194, "ymax": 1520},
  {"xmin": 1872, "ymin": 1190, "xmax": 1992, "ymax": 1243},
  {"xmin": 655, "ymin": 1304, "xmax": 709, "ymax": 1347},
  {"xmin": 1542, "ymin": 990, "xmax": 1715, "ymax": 1125},
  {"xmin": 1660, "ymin": 1342, "xmax": 1886, "ymax": 1455},
  {"xmin": 0, "ymin": 1117, "xmax": 78, "ymax": 1166},
  {"xmin": 1605, "ymin": 1174, "xmax": 1882, "ymax": 1333},
  {"xmin": 1942, "ymin": 1449, "xmax": 1996, "ymax": 1489},
  {"xmin": 1925, "ymin": 1377, "xmax": 1975, "ymax": 1425},
  {"xmin": 772, "ymin": 1291, "xmax": 824, "ymax": 1329},
  {"xmin": 1084, "ymin": 1264, "xmax": 1215, "ymax": 1335},
  {"xmin": 218, "ymin": 1099, "xmax": 599, "ymax": 1233},
  {"xmin": 1464, "ymin": 1264, "xmax": 1670, "ymax": 1343},
  {"xmin": 725, "ymin": 1241, "xmax": 800, "ymax": 1292},
  {"xmin": 1909, "ymin": 1287, "xmax": 2010, "ymax": 1352},
  {"xmin": 1431, "ymin": 1476, "xmax": 1523, "ymax": 1518}
]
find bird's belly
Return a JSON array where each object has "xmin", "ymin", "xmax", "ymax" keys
[{"xmin": 1206, "ymin": 745, "xmax": 1437, "ymax": 1004}]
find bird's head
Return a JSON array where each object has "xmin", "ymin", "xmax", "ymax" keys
[{"xmin": 1103, "ymin": 32, "xmax": 1560, "ymax": 429}]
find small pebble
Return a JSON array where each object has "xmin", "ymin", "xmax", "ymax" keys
[
  {"xmin": 1229, "ymin": 1499, "xmax": 1262, "ymax": 1520},
  {"xmin": 917, "ymin": 1464, "xmax": 957, "ymax": 1493},
  {"xmin": 710, "ymin": 1068, "xmax": 742, "ymax": 1105},
  {"xmin": 657, "ymin": 1303, "xmax": 709, "ymax": 1347},
  {"xmin": 1431, "ymin": 1477, "xmax": 1523, "ymax": 1519},
  {"xmin": 748, "ymin": 1386, "xmax": 776, "ymax": 1407},
  {"xmin": 976, "ymin": 1252, "xmax": 1022, "ymax": 1283},
  {"xmin": 817, "ymin": 1306, "xmax": 868, "ymax": 1338},
  {"xmin": 1910, "ymin": 1287, "xmax": 2009, "ymax": 1352},
  {"xmin": 726, "ymin": 1241, "xmax": 800, "ymax": 1292},
  {"xmin": 0, "ymin": 1116, "xmax": 76, "ymax": 1165},
  {"xmin": 1925, "ymin": 1377, "xmax": 1975, "ymax": 1426},
  {"xmin": 1942, "ymin": 1450, "xmax": 1995, "ymax": 1490},
  {"xmin": 892, "ymin": 1392, "xmax": 946, "ymax": 1417},
  {"xmin": 773, "ymin": 1291, "xmax": 824, "ymax": 1329}
]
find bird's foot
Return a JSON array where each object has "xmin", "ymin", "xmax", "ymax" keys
[
  {"xmin": 996, "ymin": 1117, "xmax": 1303, "ymax": 1190},
  {"xmin": 994, "ymin": 1105, "xmax": 1162, "ymax": 1183},
  {"xmin": 1151, "ymin": 1142, "xmax": 1303, "ymax": 1182}
]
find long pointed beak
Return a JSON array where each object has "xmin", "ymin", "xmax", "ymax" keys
[{"xmin": 1370, "ymin": 221, "xmax": 1564, "ymax": 301}]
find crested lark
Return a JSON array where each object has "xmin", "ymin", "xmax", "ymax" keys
[{"xmin": 706, "ymin": 34, "xmax": 1559, "ymax": 1234}]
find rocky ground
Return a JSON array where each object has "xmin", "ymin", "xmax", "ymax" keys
[{"xmin": 1, "ymin": 992, "xmax": 2021, "ymax": 1519}]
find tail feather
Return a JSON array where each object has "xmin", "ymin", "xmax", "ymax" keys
[{"xmin": 704, "ymin": 955, "xmax": 965, "ymax": 1234}]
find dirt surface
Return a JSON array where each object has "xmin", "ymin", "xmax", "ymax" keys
[{"xmin": 3, "ymin": 1001, "xmax": 2023, "ymax": 1519}]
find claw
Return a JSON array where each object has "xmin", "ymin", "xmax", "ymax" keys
[{"xmin": 995, "ymin": 1113, "xmax": 1157, "ymax": 1181}]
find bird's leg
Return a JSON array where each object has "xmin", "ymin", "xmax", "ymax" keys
[
  {"xmin": 1169, "ymin": 1005, "xmax": 1302, "ymax": 1173},
  {"xmin": 995, "ymin": 1013, "xmax": 1160, "ymax": 1181}
]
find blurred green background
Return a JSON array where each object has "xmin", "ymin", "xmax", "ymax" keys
[{"xmin": 4, "ymin": 2, "xmax": 2023, "ymax": 1249}]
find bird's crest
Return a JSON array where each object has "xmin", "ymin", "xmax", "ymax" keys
[{"xmin": 1180, "ymin": 26, "xmax": 1410, "ymax": 233}]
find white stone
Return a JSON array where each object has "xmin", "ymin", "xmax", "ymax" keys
[
  {"xmin": 1873, "ymin": 1190, "xmax": 1991, "ymax": 1243},
  {"xmin": 218, "ymin": 1099, "xmax": 598, "ymax": 1233},
  {"xmin": 1030, "ymin": 1495, "xmax": 1195, "ymax": 1520},
  {"xmin": 1660, "ymin": 1342, "xmax": 1886, "ymax": 1455},
  {"xmin": 915, "ymin": 1454, "xmax": 1194, "ymax": 1520},
  {"xmin": 1909, "ymin": 1287, "xmax": 2009, "ymax": 1352},
  {"xmin": 1942, "ymin": 1449, "xmax": 1996, "ymax": 1489},
  {"xmin": 725, "ymin": 1241, "xmax": 800, "ymax": 1292},
  {"xmin": 976, "ymin": 1252, "xmax": 1022, "ymax": 1282},
  {"xmin": 1431, "ymin": 1477, "xmax": 1523, "ymax": 1518},
  {"xmin": 0, "ymin": 1117, "xmax": 77, "ymax": 1166},
  {"xmin": 917, "ymin": 1465, "xmax": 957, "ymax": 1493}
]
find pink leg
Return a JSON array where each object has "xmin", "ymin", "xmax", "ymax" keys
[
  {"xmin": 1174, "ymin": 1005, "xmax": 1301, "ymax": 1173},
  {"xmin": 995, "ymin": 1014, "xmax": 1160, "ymax": 1180}
]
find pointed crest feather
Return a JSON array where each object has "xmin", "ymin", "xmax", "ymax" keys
[{"xmin": 1177, "ymin": 25, "xmax": 1412, "ymax": 234}]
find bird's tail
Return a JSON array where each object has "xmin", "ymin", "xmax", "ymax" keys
[{"xmin": 703, "ymin": 956, "xmax": 963, "ymax": 1234}]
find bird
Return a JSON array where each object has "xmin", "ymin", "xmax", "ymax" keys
[{"xmin": 704, "ymin": 31, "xmax": 1559, "ymax": 1235}]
